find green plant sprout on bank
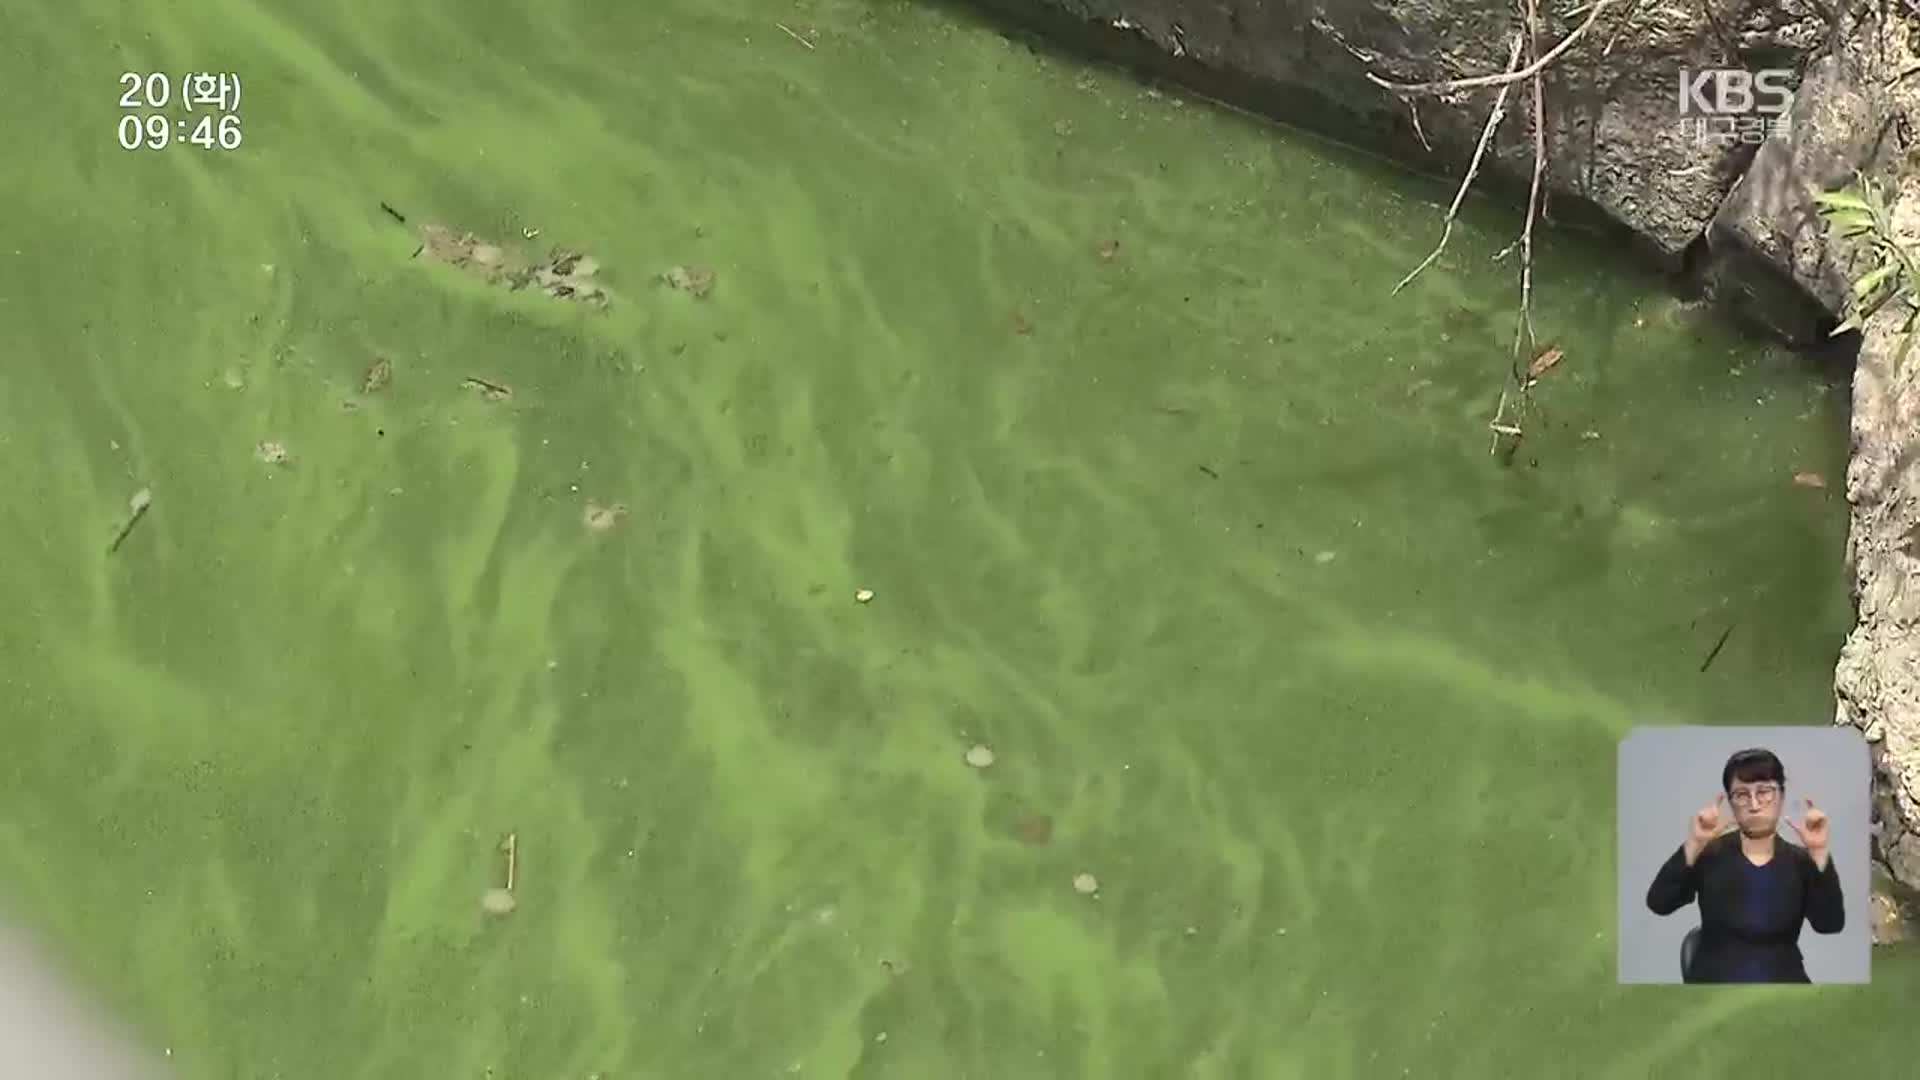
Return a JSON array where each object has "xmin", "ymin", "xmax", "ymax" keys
[{"xmin": 1815, "ymin": 174, "xmax": 1920, "ymax": 372}]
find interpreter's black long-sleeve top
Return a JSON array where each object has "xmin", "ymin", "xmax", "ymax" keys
[{"xmin": 1646, "ymin": 831, "xmax": 1845, "ymax": 983}]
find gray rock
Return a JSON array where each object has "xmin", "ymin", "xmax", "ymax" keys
[
  {"xmin": 961, "ymin": 0, "xmax": 1871, "ymax": 332},
  {"xmin": 1838, "ymin": 232, "xmax": 1920, "ymax": 898},
  {"xmin": 1869, "ymin": 859, "xmax": 1919, "ymax": 944},
  {"xmin": 1705, "ymin": 53, "xmax": 1890, "ymax": 342}
]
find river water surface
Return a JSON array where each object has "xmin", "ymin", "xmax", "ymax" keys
[{"xmin": 0, "ymin": 0, "xmax": 1906, "ymax": 1076}]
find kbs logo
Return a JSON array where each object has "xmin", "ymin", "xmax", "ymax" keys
[
  {"xmin": 1677, "ymin": 69, "xmax": 1794, "ymax": 146},
  {"xmin": 1678, "ymin": 69, "xmax": 1794, "ymax": 116}
]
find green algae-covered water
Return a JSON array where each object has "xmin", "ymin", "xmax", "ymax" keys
[{"xmin": 1, "ymin": 1, "xmax": 1911, "ymax": 1076}]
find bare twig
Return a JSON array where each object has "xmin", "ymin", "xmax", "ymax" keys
[
  {"xmin": 1366, "ymin": 0, "xmax": 1619, "ymax": 96},
  {"xmin": 1489, "ymin": 0, "xmax": 1550, "ymax": 458},
  {"xmin": 1601, "ymin": 0, "xmax": 1646, "ymax": 57},
  {"xmin": 1365, "ymin": 0, "xmax": 1605, "ymax": 453},
  {"xmin": 1514, "ymin": 0, "xmax": 1548, "ymax": 372},
  {"xmin": 776, "ymin": 22, "xmax": 815, "ymax": 50},
  {"xmin": 1393, "ymin": 33, "xmax": 1529, "ymax": 294},
  {"xmin": 1406, "ymin": 98, "xmax": 1433, "ymax": 151}
]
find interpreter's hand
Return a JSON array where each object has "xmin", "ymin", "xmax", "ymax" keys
[
  {"xmin": 1690, "ymin": 794, "xmax": 1733, "ymax": 847},
  {"xmin": 1784, "ymin": 798, "xmax": 1831, "ymax": 868}
]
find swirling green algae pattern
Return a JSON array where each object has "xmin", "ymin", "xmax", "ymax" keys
[{"xmin": 0, "ymin": 0, "xmax": 1906, "ymax": 1077}]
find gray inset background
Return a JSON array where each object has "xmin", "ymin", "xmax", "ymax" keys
[
  {"xmin": 1616, "ymin": 725, "xmax": 1871, "ymax": 984},
  {"xmin": 0, "ymin": 919, "xmax": 170, "ymax": 1078}
]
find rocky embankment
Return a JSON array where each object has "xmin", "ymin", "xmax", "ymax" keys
[{"xmin": 961, "ymin": 0, "xmax": 1920, "ymax": 939}]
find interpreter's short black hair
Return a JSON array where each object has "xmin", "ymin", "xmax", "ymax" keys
[{"xmin": 1722, "ymin": 748, "xmax": 1786, "ymax": 792}]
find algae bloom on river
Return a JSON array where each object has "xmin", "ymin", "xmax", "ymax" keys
[{"xmin": 0, "ymin": 0, "xmax": 1906, "ymax": 1077}]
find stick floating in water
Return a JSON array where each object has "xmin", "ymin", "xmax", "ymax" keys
[
  {"xmin": 481, "ymin": 832, "xmax": 520, "ymax": 917},
  {"xmin": 108, "ymin": 487, "xmax": 152, "ymax": 554},
  {"xmin": 1698, "ymin": 622, "xmax": 1734, "ymax": 673}
]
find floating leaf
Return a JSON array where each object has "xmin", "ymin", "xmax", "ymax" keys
[{"xmin": 663, "ymin": 265, "xmax": 715, "ymax": 297}]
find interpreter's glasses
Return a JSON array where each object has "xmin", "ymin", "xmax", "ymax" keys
[{"xmin": 1731, "ymin": 786, "xmax": 1779, "ymax": 808}]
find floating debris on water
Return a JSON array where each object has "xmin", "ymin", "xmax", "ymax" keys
[
  {"xmin": 1016, "ymin": 813, "xmax": 1053, "ymax": 846},
  {"xmin": 964, "ymin": 744, "xmax": 995, "ymax": 769},
  {"xmin": 461, "ymin": 376, "xmax": 513, "ymax": 403},
  {"xmin": 415, "ymin": 224, "xmax": 610, "ymax": 307},
  {"xmin": 776, "ymin": 21, "xmax": 816, "ymax": 49},
  {"xmin": 1314, "ymin": 550, "xmax": 1337, "ymax": 564},
  {"xmin": 417, "ymin": 224, "xmax": 480, "ymax": 266},
  {"xmin": 482, "ymin": 832, "xmax": 519, "ymax": 916},
  {"xmin": 108, "ymin": 486, "xmax": 153, "ymax": 554},
  {"xmin": 255, "ymin": 440, "xmax": 290, "ymax": 465},
  {"xmin": 1525, "ymin": 345, "xmax": 1565, "ymax": 382},
  {"xmin": 527, "ymin": 250, "xmax": 606, "ymax": 305},
  {"xmin": 1072, "ymin": 872, "xmax": 1100, "ymax": 896},
  {"xmin": 583, "ymin": 502, "xmax": 627, "ymax": 531},
  {"xmin": 1793, "ymin": 471, "xmax": 1828, "ymax": 489},
  {"xmin": 362, "ymin": 356, "xmax": 392, "ymax": 395},
  {"xmin": 663, "ymin": 265, "xmax": 715, "ymax": 298}
]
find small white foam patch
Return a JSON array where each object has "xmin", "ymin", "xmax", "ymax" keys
[{"xmin": 0, "ymin": 922, "xmax": 171, "ymax": 1079}]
